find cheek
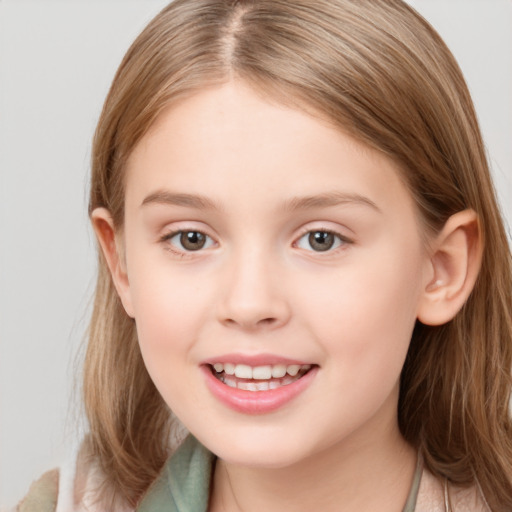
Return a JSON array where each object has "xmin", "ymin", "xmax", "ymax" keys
[
  {"xmin": 301, "ymin": 244, "xmax": 424, "ymax": 376},
  {"xmin": 130, "ymin": 278, "xmax": 209, "ymax": 418},
  {"xmin": 126, "ymin": 259, "xmax": 210, "ymax": 378}
]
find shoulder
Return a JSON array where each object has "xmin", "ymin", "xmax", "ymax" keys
[
  {"xmin": 449, "ymin": 484, "xmax": 491, "ymax": 512},
  {"xmin": 15, "ymin": 469, "xmax": 59, "ymax": 512},
  {"xmin": 15, "ymin": 439, "xmax": 134, "ymax": 512},
  {"xmin": 15, "ymin": 435, "xmax": 212, "ymax": 512},
  {"xmin": 415, "ymin": 467, "xmax": 491, "ymax": 512}
]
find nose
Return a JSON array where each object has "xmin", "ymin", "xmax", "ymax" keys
[{"xmin": 217, "ymin": 247, "xmax": 291, "ymax": 331}]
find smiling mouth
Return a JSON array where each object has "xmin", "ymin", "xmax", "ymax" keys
[{"xmin": 209, "ymin": 363, "xmax": 313, "ymax": 392}]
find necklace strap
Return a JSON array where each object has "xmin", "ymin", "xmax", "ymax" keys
[{"xmin": 402, "ymin": 452, "xmax": 423, "ymax": 512}]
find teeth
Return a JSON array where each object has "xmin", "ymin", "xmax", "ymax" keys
[
  {"xmin": 271, "ymin": 364, "xmax": 287, "ymax": 378},
  {"xmin": 252, "ymin": 366, "xmax": 272, "ymax": 380},
  {"xmin": 224, "ymin": 363, "xmax": 236, "ymax": 375},
  {"xmin": 224, "ymin": 376, "xmax": 237, "ymax": 388},
  {"xmin": 238, "ymin": 381, "xmax": 258, "ymax": 391},
  {"xmin": 212, "ymin": 362, "xmax": 312, "ymax": 382},
  {"xmin": 287, "ymin": 365, "xmax": 300, "ymax": 376},
  {"xmin": 282, "ymin": 375, "xmax": 294, "ymax": 386},
  {"xmin": 234, "ymin": 364, "xmax": 252, "ymax": 379}
]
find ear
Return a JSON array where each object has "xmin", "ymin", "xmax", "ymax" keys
[
  {"xmin": 91, "ymin": 208, "xmax": 135, "ymax": 318},
  {"xmin": 417, "ymin": 209, "xmax": 482, "ymax": 326}
]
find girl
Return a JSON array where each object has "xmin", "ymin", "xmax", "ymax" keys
[{"xmin": 17, "ymin": 0, "xmax": 512, "ymax": 510}]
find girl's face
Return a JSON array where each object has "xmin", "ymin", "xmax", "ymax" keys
[{"xmin": 117, "ymin": 81, "xmax": 431, "ymax": 467}]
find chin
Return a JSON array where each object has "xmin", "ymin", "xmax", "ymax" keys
[
  {"xmin": 217, "ymin": 447, "xmax": 306, "ymax": 469},
  {"xmin": 195, "ymin": 426, "xmax": 314, "ymax": 469}
]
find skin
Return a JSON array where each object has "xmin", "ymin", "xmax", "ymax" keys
[{"xmin": 93, "ymin": 81, "xmax": 482, "ymax": 512}]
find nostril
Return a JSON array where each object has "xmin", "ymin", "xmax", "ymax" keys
[
  {"xmin": 217, "ymin": 273, "xmax": 292, "ymax": 330},
  {"xmin": 222, "ymin": 316, "xmax": 279, "ymax": 329}
]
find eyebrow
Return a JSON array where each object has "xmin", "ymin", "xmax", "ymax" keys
[
  {"xmin": 141, "ymin": 191, "xmax": 222, "ymax": 211},
  {"xmin": 281, "ymin": 191, "xmax": 381, "ymax": 213},
  {"xmin": 141, "ymin": 190, "xmax": 381, "ymax": 213}
]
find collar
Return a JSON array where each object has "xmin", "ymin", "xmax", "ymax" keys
[
  {"xmin": 136, "ymin": 435, "xmax": 422, "ymax": 512},
  {"xmin": 137, "ymin": 435, "xmax": 214, "ymax": 512}
]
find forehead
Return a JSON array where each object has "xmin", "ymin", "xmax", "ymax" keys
[{"xmin": 124, "ymin": 81, "xmax": 418, "ymax": 224}]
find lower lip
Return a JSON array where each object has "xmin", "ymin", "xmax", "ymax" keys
[{"xmin": 201, "ymin": 365, "xmax": 318, "ymax": 414}]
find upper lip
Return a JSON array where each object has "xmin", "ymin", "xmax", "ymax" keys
[{"xmin": 202, "ymin": 353, "xmax": 314, "ymax": 367}]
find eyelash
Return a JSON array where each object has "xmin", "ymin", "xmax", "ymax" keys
[
  {"xmin": 294, "ymin": 228, "xmax": 352, "ymax": 253},
  {"xmin": 159, "ymin": 228, "xmax": 353, "ymax": 258},
  {"xmin": 159, "ymin": 229, "xmax": 215, "ymax": 258}
]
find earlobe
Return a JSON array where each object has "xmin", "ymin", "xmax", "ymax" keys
[
  {"xmin": 417, "ymin": 210, "xmax": 482, "ymax": 326},
  {"xmin": 91, "ymin": 208, "xmax": 135, "ymax": 318}
]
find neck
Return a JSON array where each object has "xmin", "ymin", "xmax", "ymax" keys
[{"xmin": 209, "ymin": 407, "xmax": 416, "ymax": 512}]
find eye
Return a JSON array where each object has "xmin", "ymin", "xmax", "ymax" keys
[
  {"xmin": 295, "ymin": 230, "xmax": 348, "ymax": 252},
  {"xmin": 164, "ymin": 230, "xmax": 215, "ymax": 252}
]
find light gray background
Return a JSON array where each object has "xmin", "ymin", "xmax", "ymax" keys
[{"xmin": 0, "ymin": 0, "xmax": 511, "ymax": 507}]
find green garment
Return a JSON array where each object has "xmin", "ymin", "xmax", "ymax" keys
[
  {"xmin": 137, "ymin": 435, "xmax": 214, "ymax": 512},
  {"xmin": 137, "ymin": 435, "xmax": 422, "ymax": 512},
  {"xmin": 18, "ymin": 435, "xmax": 422, "ymax": 511}
]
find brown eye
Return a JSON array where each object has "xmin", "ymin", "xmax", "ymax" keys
[
  {"xmin": 308, "ymin": 231, "xmax": 335, "ymax": 251},
  {"xmin": 296, "ymin": 230, "xmax": 347, "ymax": 253},
  {"xmin": 164, "ymin": 230, "xmax": 214, "ymax": 252},
  {"xmin": 180, "ymin": 231, "xmax": 207, "ymax": 251}
]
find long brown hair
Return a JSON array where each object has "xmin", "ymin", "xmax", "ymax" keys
[{"xmin": 85, "ymin": 0, "xmax": 512, "ymax": 508}]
